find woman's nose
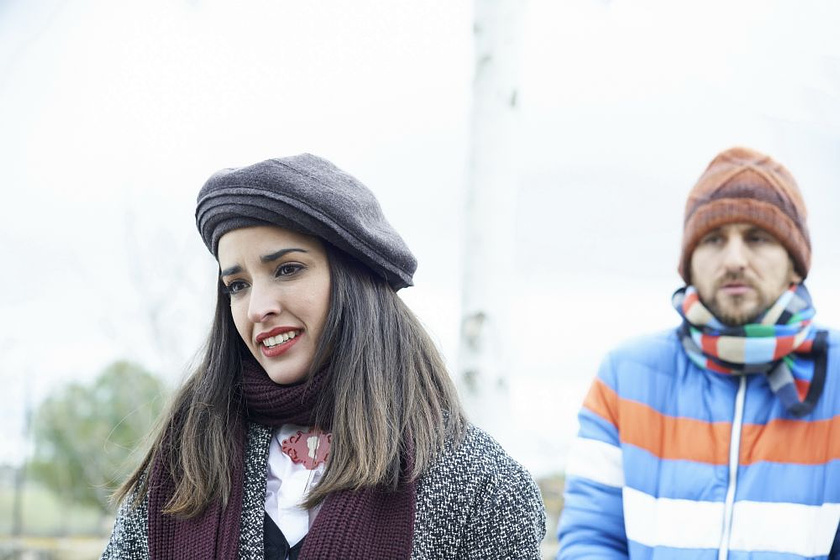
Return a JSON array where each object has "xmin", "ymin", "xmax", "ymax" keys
[{"xmin": 247, "ymin": 283, "xmax": 281, "ymax": 323}]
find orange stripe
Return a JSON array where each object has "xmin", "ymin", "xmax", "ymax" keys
[
  {"xmin": 618, "ymin": 397, "xmax": 731, "ymax": 465},
  {"xmin": 582, "ymin": 378, "xmax": 619, "ymax": 427},
  {"xmin": 583, "ymin": 379, "xmax": 840, "ymax": 466},
  {"xmin": 741, "ymin": 415, "xmax": 840, "ymax": 465}
]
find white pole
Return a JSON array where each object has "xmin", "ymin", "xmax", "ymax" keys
[{"xmin": 458, "ymin": 0, "xmax": 525, "ymax": 444}]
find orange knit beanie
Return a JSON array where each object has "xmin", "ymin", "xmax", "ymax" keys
[{"xmin": 679, "ymin": 146, "xmax": 811, "ymax": 284}]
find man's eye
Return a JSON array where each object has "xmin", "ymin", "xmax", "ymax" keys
[
  {"xmin": 276, "ymin": 263, "xmax": 303, "ymax": 277},
  {"xmin": 223, "ymin": 280, "xmax": 249, "ymax": 295},
  {"xmin": 702, "ymin": 235, "xmax": 723, "ymax": 245}
]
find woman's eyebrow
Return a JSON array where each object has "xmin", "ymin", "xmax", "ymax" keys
[
  {"xmin": 260, "ymin": 247, "xmax": 308, "ymax": 263},
  {"xmin": 220, "ymin": 248, "xmax": 309, "ymax": 277},
  {"xmin": 220, "ymin": 265, "xmax": 242, "ymax": 278}
]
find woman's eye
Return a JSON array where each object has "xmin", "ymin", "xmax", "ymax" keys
[
  {"xmin": 223, "ymin": 280, "xmax": 249, "ymax": 295},
  {"xmin": 276, "ymin": 263, "xmax": 303, "ymax": 277}
]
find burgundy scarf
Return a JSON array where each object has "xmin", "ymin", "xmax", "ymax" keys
[{"xmin": 147, "ymin": 358, "xmax": 416, "ymax": 559}]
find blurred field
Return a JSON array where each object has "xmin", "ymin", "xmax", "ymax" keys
[
  {"xmin": 0, "ymin": 476, "xmax": 108, "ymax": 560},
  {"xmin": 0, "ymin": 537, "xmax": 107, "ymax": 560},
  {"xmin": 538, "ymin": 473, "xmax": 563, "ymax": 559},
  {"xmin": 0, "ymin": 480, "xmax": 107, "ymax": 536}
]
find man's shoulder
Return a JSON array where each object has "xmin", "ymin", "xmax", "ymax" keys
[{"xmin": 605, "ymin": 327, "xmax": 683, "ymax": 366}]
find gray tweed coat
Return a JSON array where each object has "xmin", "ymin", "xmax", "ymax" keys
[{"xmin": 102, "ymin": 423, "xmax": 546, "ymax": 559}]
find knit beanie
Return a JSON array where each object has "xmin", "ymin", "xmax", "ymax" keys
[
  {"xmin": 196, "ymin": 154, "xmax": 417, "ymax": 290},
  {"xmin": 678, "ymin": 146, "xmax": 811, "ymax": 284}
]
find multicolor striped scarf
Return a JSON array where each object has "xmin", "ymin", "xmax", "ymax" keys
[{"xmin": 672, "ymin": 283, "xmax": 827, "ymax": 417}]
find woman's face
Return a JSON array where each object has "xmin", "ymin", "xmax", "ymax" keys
[{"xmin": 217, "ymin": 226, "xmax": 331, "ymax": 385}]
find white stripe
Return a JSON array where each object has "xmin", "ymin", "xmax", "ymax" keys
[
  {"xmin": 624, "ymin": 487, "xmax": 840, "ymax": 556},
  {"xmin": 565, "ymin": 437, "xmax": 624, "ymax": 488},
  {"xmin": 624, "ymin": 487, "xmax": 725, "ymax": 549},
  {"xmin": 730, "ymin": 501, "xmax": 840, "ymax": 557}
]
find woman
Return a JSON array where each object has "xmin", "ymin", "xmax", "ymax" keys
[{"xmin": 102, "ymin": 154, "xmax": 546, "ymax": 559}]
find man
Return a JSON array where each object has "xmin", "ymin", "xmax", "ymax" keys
[{"xmin": 557, "ymin": 147, "xmax": 840, "ymax": 559}]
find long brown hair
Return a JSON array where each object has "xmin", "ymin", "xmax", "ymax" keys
[{"xmin": 115, "ymin": 242, "xmax": 465, "ymax": 516}]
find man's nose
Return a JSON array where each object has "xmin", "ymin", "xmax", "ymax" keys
[{"xmin": 721, "ymin": 237, "xmax": 748, "ymax": 271}]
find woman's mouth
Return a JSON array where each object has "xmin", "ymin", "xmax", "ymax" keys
[
  {"xmin": 262, "ymin": 330, "xmax": 300, "ymax": 348},
  {"xmin": 256, "ymin": 328, "xmax": 303, "ymax": 357}
]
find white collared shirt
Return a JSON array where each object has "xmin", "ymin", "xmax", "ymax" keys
[{"xmin": 264, "ymin": 424, "xmax": 326, "ymax": 548}]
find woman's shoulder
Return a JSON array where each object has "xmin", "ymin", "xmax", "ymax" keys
[
  {"xmin": 437, "ymin": 423, "xmax": 531, "ymax": 479},
  {"xmin": 101, "ymin": 478, "xmax": 150, "ymax": 559},
  {"xmin": 428, "ymin": 423, "xmax": 544, "ymax": 512},
  {"xmin": 413, "ymin": 423, "xmax": 546, "ymax": 560}
]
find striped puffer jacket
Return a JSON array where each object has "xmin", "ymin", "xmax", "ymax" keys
[{"xmin": 558, "ymin": 328, "xmax": 840, "ymax": 559}]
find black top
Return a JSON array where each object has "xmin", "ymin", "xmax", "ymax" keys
[{"xmin": 263, "ymin": 512, "xmax": 304, "ymax": 560}]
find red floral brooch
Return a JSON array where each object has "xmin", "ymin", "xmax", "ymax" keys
[{"xmin": 280, "ymin": 429, "xmax": 332, "ymax": 470}]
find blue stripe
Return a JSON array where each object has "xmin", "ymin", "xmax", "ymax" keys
[
  {"xmin": 627, "ymin": 541, "xmax": 716, "ymax": 559},
  {"xmin": 742, "ymin": 374, "xmax": 840, "ymax": 422},
  {"xmin": 626, "ymin": 543, "xmax": 831, "ymax": 560},
  {"xmin": 558, "ymin": 476, "xmax": 627, "ymax": 558},
  {"xmin": 603, "ymin": 331, "xmax": 739, "ymax": 421},
  {"xmin": 736, "ymin": 460, "xmax": 840, "ymax": 504},
  {"xmin": 621, "ymin": 443, "xmax": 840, "ymax": 504},
  {"xmin": 622, "ymin": 444, "xmax": 728, "ymax": 501},
  {"xmin": 577, "ymin": 407, "xmax": 619, "ymax": 446},
  {"xmin": 729, "ymin": 551, "xmax": 831, "ymax": 560}
]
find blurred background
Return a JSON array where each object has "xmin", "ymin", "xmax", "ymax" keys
[{"xmin": 2, "ymin": 0, "xmax": 840, "ymax": 558}]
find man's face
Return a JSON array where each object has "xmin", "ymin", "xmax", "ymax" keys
[{"xmin": 690, "ymin": 222, "xmax": 802, "ymax": 325}]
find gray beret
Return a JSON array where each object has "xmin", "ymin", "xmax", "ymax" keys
[{"xmin": 195, "ymin": 154, "xmax": 417, "ymax": 290}]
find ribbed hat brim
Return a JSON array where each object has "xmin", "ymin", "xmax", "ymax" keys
[{"xmin": 196, "ymin": 155, "xmax": 417, "ymax": 290}]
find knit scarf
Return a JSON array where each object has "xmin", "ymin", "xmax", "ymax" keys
[
  {"xmin": 672, "ymin": 283, "xmax": 827, "ymax": 417},
  {"xmin": 147, "ymin": 357, "xmax": 416, "ymax": 559}
]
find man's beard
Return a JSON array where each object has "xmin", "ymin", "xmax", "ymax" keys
[
  {"xmin": 702, "ymin": 271, "xmax": 764, "ymax": 326},
  {"xmin": 706, "ymin": 295, "xmax": 764, "ymax": 326}
]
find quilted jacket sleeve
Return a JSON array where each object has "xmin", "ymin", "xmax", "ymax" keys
[{"xmin": 557, "ymin": 354, "xmax": 628, "ymax": 559}]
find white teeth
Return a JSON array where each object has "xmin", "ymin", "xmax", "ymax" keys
[{"xmin": 262, "ymin": 330, "xmax": 300, "ymax": 348}]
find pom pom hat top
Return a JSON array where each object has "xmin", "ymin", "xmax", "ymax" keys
[
  {"xmin": 196, "ymin": 153, "xmax": 417, "ymax": 290},
  {"xmin": 679, "ymin": 146, "xmax": 811, "ymax": 284}
]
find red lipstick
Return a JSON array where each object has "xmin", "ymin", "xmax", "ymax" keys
[
  {"xmin": 256, "ymin": 327, "xmax": 303, "ymax": 358},
  {"xmin": 256, "ymin": 326, "xmax": 300, "ymax": 344}
]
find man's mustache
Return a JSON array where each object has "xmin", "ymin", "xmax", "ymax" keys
[{"xmin": 714, "ymin": 272, "xmax": 754, "ymax": 288}]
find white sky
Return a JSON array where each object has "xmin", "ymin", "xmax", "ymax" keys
[{"xmin": 2, "ymin": 0, "xmax": 840, "ymax": 475}]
